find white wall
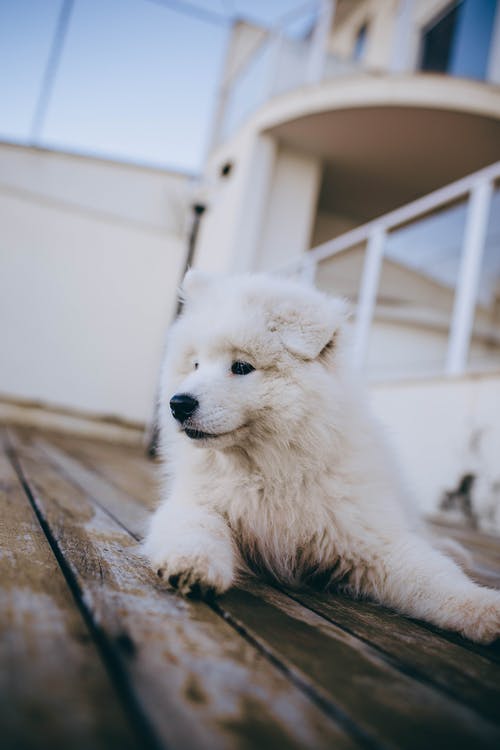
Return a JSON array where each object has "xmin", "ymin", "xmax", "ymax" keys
[
  {"xmin": 329, "ymin": 0, "xmax": 397, "ymax": 69},
  {"xmin": 255, "ymin": 146, "xmax": 321, "ymax": 271},
  {"xmin": 371, "ymin": 372, "xmax": 500, "ymax": 531},
  {"xmin": 195, "ymin": 128, "xmax": 277, "ymax": 273},
  {"xmin": 196, "ymin": 132, "xmax": 321, "ymax": 275},
  {"xmin": 312, "ymin": 211, "xmax": 358, "ymax": 246},
  {"xmin": 0, "ymin": 144, "xmax": 190, "ymax": 425}
]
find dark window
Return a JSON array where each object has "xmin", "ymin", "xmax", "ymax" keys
[
  {"xmin": 420, "ymin": 3, "xmax": 460, "ymax": 73},
  {"xmin": 420, "ymin": 0, "xmax": 497, "ymax": 81},
  {"xmin": 353, "ymin": 24, "xmax": 368, "ymax": 61}
]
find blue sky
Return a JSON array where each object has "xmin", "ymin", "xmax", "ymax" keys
[{"xmin": 0, "ymin": 0, "xmax": 311, "ymax": 173}]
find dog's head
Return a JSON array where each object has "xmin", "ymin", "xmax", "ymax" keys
[{"xmin": 162, "ymin": 270, "xmax": 350, "ymax": 451}]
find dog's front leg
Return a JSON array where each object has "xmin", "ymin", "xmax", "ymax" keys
[
  {"xmin": 143, "ymin": 497, "xmax": 236, "ymax": 597},
  {"xmin": 354, "ymin": 533, "xmax": 500, "ymax": 644}
]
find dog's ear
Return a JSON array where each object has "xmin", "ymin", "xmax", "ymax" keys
[
  {"xmin": 273, "ymin": 298, "xmax": 347, "ymax": 360},
  {"xmin": 180, "ymin": 269, "xmax": 214, "ymax": 304}
]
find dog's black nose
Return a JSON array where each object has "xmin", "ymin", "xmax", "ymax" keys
[{"xmin": 169, "ymin": 393, "xmax": 199, "ymax": 423}]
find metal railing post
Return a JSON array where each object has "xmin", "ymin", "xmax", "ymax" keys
[
  {"xmin": 353, "ymin": 227, "xmax": 386, "ymax": 368},
  {"xmin": 446, "ymin": 179, "xmax": 494, "ymax": 376}
]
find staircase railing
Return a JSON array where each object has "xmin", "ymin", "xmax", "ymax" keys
[{"xmin": 279, "ymin": 160, "xmax": 500, "ymax": 376}]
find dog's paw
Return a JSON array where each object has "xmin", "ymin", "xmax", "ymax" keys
[
  {"xmin": 143, "ymin": 506, "xmax": 236, "ymax": 599},
  {"xmin": 143, "ymin": 540, "xmax": 234, "ymax": 598},
  {"xmin": 455, "ymin": 590, "xmax": 500, "ymax": 645},
  {"xmin": 159, "ymin": 566, "xmax": 216, "ymax": 599},
  {"xmin": 152, "ymin": 552, "xmax": 234, "ymax": 598}
]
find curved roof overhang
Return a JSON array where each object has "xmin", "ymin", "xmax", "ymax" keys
[{"xmin": 253, "ymin": 73, "xmax": 500, "ymax": 219}]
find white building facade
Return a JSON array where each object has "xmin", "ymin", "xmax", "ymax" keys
[{"xmin": 192, "ymin": 0, "xmax": 500, "ymax": 530}]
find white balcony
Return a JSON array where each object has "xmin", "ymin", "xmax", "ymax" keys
[{"xmin": 215, "ymin": 0, "xmax": 500, "ymax": 147}]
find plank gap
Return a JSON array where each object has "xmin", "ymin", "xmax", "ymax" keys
[
  {"xmin": 279, "ymin": 585, "xmax": 500, "ymax": 723},
  {"xmin": 209, "ymin": 598, "xmax": 386, "ymax": 750}
]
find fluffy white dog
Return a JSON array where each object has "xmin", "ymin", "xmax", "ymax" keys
[{"xmin": 144, "ymin": 270, "xmax": 500, "ymax": 644}]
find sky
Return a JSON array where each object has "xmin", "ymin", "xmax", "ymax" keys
[{"xmin": 0, "ymin": 0, "xmax": 313, "ymax": 173}]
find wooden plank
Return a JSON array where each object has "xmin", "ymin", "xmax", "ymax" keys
[
  {"xmin": 425, "ymin": 524, "xmax": 500, "ymax": 591},
  {"xmin": 32, "ymin": 430, "xmax": 500, "ymax": 750},
  {"xmin": 282, "ymin": 586, "xmax": 500, "ymax": 724},
  {"xmin": 429, "ymin": 518, "xmax": 500, "ymax": 563},
  {"xmin": 30, "ymin": 433, "xmax": 149, "ymax": 538},
  {"xmin": 47, "ymin": 431, "xmax": 157, "ymax": 510},
  {"xmin": 0, "ymin": 438, "xmax": 142, "ymax": 750},
  {"xmin": 217, "ymin": 582, "xmax": 500, "ymax": 750},
  {"xmin": 8, "ymin": 428, "xmax": 358, "ymax": 750}
]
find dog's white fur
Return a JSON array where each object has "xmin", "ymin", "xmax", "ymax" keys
[{"xmin": 144, "ymin": 271, "xmax": 500, "ymax": 644}]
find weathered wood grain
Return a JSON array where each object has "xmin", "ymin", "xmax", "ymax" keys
[
  {"xmin": 217, "ymin": 581, "xmax": 500, "ymax": 750},
  {"xmin": 48, "ymin": 432, "xmax": 157, "ymax": 511},
  {"xmin": 427, "ymin": 521, "xmax": 500, "ymax": 582},
  {"xmin": 0, "ymin": 437, "xmax": 142, "ymax": 750},
  {"xmin": 31, "ymin": 429, "xmax": 500, "ymax": 750},
  {"xmin": 430, "ymin": 517, "xmax": 500, "ymax": 561},
  {"xmin": 30, "ymin": 434, "xmax": 149, "ymax": 537},
  {"xmin": 282, "ymin": 585, "xmax": 500, "ymax": 724},
  {"xmin": 9, "ymin": 428, "xmax": 358, "ymax": 750}
]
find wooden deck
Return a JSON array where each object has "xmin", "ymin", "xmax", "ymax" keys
[{"xmin": 2, "ymin": 424, "xmax": 500, "ymax": 750}]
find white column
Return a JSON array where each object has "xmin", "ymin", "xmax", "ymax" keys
[
  {"xmin": 194, "ymin": 133, "xmax": 277, "ymax": 275},
  {"xmin": 446, "ymin": 179, "xmax": 493, "ymax": 376},
  {"xmin": 234, "ymin": 135, "xmax": 277, "ymax": 272},
  {"xmin": 390, "ymin": 0, "xmax": 416, "ymax": 73},
  {"xmin": 306, "ymin": 0, "xmax": 336, "ymax": 84},
  {"xmin": 255, "ymin": 147, "xmax": 321, "ymax": 271},
  {"xmin": 353, "ymin": 227, "xmax": 386, "ymax": 368}
]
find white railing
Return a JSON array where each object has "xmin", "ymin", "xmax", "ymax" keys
[{"xmin": 279, "ymin": 160, "xmax": 500, "ymax": 376}]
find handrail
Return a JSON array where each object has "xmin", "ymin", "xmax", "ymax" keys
[
  {"xmin": 276, "ymin": 160, "xmax": 499, "ymax": 378},
  {"xmin": 280, "ymin": 160, "xmax": 500, "ymax": 276}
]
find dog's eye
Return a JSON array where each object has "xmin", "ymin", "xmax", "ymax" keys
[
  {"xmin": 193, "ymin": 362, "xmax": 199, "ymax": 370},
  {"xmin": 231, "ymin": 360, "xmax": 255, "ymax": 376}
]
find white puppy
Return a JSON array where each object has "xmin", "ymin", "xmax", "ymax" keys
[{"xmin": 144, "ymin": 270, "xmax": 500, "ymax": 644}]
